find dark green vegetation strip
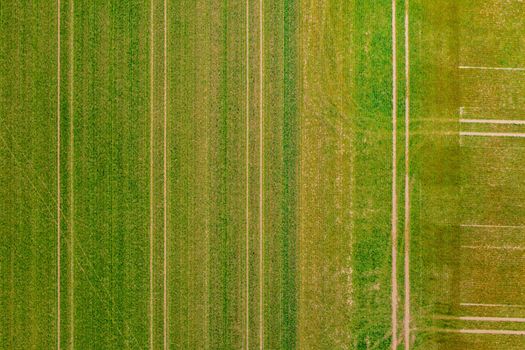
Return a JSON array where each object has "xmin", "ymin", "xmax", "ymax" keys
[
  {"xmin": 281, "ymin": 0, "xmax": 299, "ymax": 348},
  {"xmin": 352, "ymin": 1, "xmax": 393, "ymax": 348},
  {"xmin": 72, "ymin": 1, "xmax": 150, "ymax": 348},
  {"xmin": 0, "ymin": 2, "xmax": 59, "ymax": 348}
]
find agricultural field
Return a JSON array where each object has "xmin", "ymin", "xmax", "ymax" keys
[{"xmin": 1, "ymin": 0, "xmax": 524, "ymax": 349}]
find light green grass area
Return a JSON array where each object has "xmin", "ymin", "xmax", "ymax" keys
[{"xmin": 1, "ymin": 1, "xmax": 524, "ymax": 349}]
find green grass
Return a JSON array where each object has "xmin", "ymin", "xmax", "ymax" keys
[
  {"xmin": 2, "ymin": 1, "xmax": 524, "ymax": 349},
  {"xmin": 1, "ymin": 1, "xmax": 60, "ymax": 348}
]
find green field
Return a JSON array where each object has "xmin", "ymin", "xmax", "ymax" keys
[{"xmin": 1, "ymin": 0, "xmax": 524, "ymax": 349}]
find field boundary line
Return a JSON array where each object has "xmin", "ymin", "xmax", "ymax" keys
[
  {"xmin": 403, "ymin": 0, "xmax": 410, "ymax": 348},
  {"xmin": 391, "ymin": 0, "xmax": 398, "ymax": 348},
  {"xmin": 57, "ymin": 0, "xmax": 62, "ymax": 348}
]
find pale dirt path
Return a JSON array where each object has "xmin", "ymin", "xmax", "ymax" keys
[{"xmin": 404, "ymin": 0, "xmax": 411, "ymax": 349}]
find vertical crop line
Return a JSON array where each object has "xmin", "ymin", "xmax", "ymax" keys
[
  {"xmin": 68, "ymin": 0, "xmax": 75, "ymax": 347},
  {"xmin": 245, "ymin": 0, "xmax": 250, "ymax": 349},
  {"xmin": 258, "ymin": 0, "xmax": 264, "ymax": 348},
  {"xmin": 57, "ymin": 0, "xmax": 62, "ymax": 348},
  {"xmin": 403, "ymin": 0, "xmax": 411, "ymax": 348},
  {"xmin": 391, "ymin": 0, "xmax": 399, "ymax": 348},
  {"xmin": 149, "ymin": 0, "xmax": 155, "ymax": 348},
  {"xmin": 163, "ymin": 0, "xmax": 168, "ymax": 348}
]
